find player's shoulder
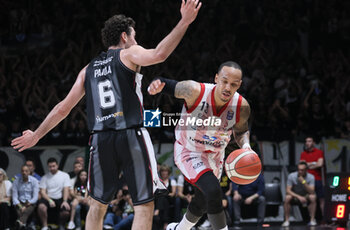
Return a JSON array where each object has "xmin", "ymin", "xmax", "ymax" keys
[
  {"xmin": 238, "ymin": 95, "xmax": 250, "ymax": 118},
  {"xmin": 239, "ymin": 95, "xmax": 249, "ymax": 107},
  {"xmin": 203, "ymin": 83, "xmax": 215, "ymax": 89}
]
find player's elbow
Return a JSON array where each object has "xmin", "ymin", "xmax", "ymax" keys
[
  {"xmin": 55, "ymin": 102, "xmax": 71, "ymax": 118},
  {"xmin": 153, "ymin": 50, "xmax": 168, "ymax": 63}
]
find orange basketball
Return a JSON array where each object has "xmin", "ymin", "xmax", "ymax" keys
[{"xmin": 224, "ymin": 149, "xmax": 262, "ymax": 185}]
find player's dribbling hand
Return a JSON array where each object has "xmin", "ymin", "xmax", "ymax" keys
[
  {"xmin": 148, "ymin": 79, "xmax": 165, "ymax": 95},
  {"xmin": 180, "ymin": 0, "xmax": 202, "ymax": 25},
  {"xmin": 11, "ymin": 130, "xmax": 39, "ymax": 152}
]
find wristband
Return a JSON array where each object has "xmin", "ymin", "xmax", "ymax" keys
[
  {"xmin": 242, "ymin": 143, "xmax": 251, "ymax": 149},
  {"xmin": 49, "ymin": 199, "xmax": 54, "ymax": 204},
  {"xmin": 155, "ymin": 77, "xmax": 178, "ymax": 96}
]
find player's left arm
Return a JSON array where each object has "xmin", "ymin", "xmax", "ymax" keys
[
  {"xmin": 11, "ymin": 67, "xmax": 87, "ymax": 152},
  {"xmin": 233, "ymin": 97, "xmax": 251, "ymax": 149}
]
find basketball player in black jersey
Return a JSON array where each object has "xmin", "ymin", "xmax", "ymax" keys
[{"xmin": 11, "ymin": 1, "xmax": 201, "ymax": 229}]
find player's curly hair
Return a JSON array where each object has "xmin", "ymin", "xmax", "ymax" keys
[{"xmin": 101, "ymin": 15, "xmax": 135, "ymax": 48}]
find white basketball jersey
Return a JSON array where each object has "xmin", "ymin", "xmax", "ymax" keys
[{"xmin": 175, "ymin": 83, "xmax": 242, "ymax": 152}]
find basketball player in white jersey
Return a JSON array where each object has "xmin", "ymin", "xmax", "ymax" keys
[{"xmin": 148, "ymin": 61, "xmax": 252, "ymax": 230}]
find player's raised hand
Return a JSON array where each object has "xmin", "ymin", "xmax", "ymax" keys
[
  {"xmin": 180, "ymin": 0, "xmax": 202, "ymax": 25},
  {"xmin": 11, "ymin": 130, "xmax": 39, "ymax": 152},
  {"xmin": 148, "ymin": 79, "xmax": 165, "ymax": 95}
]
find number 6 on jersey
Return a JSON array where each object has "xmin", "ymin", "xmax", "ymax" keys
[{"xmin": 98, "ymin": 80, "xmax": 116, "ymax": 109}]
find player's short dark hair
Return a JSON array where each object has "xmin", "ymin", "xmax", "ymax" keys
[
  {"xmin": 47, "ymin": 157, "xmax": 58, "ymax": 165},
  {"xmin": 218, "ymin": 61, "xmax": 242, "ymax": 74},
  {"xmin": 101, "ymin": 15, "xmax": 136, "ymax": 48}
]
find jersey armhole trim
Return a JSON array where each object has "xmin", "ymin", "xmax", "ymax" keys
[
  {"xmin": 185, "ymin": 83, "xmax": 205, "ymax": 113},
  {"xmin": 235, "ymin": 95, "xmax": 242, "ymax": 123}
]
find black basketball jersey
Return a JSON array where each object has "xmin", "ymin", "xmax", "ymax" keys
[{"xmin": 85, "ymin": 49, "xmax": 143, "ymax": 132}]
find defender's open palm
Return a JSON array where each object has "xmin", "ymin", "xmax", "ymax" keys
[
  {"xmin": 180, "ymin": 0, "xmax": 202, "ymax": 25},
  {"xmin": 11, "ymin": 130, "xmax": 39, "ymax": 152}
]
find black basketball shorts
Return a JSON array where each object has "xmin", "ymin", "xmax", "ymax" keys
[{"xmin": 88, "ymin": 127, "xmax": 154, "ymax": 205}]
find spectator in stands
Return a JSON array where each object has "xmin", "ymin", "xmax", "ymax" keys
[
  {"xmin": 69, "ymin": 161, "xmax": 83, "ymax": 188},
  {"xmin": 15, "ymin": 158, "xmax": 41, "ymax": 181},
  {"xmin": 0, "ymin": 168, "xmax": 12, "ymax": 230},
  {"xmin": 37, "ymin": 157, "xmax": 71, "ymax": 230},
  {"xmin": 68, "ymin": 170, "xmax": 89, "ymax": 230},
  {"xmin": 232, "ymin": 174, "xmax": 266, "ymax": 228},
  {"xmin": 155, "ymin": 165, "xmax": 177, "ymax": 230},
  {"xmin": 12, "ymin": 164, "xmax": 39, "ymax": 229},
  {"xmin": 68, "ymin": 157, "xmax": 85, "ymax": 178},
  {"xmin": 103, "ymin": 184, "xmax": 134, "ymax": 230},
  {"xmin": 175, "ymin": 174, "xmax": 194, "ymax": 222},
  {"xmin": 282, "ymin": 162, "xmax": 316, "ymax": 227},
  {"xmin": 220, "ymin": 171, "xmax": 233, "ymax": 225},
  {"xmin": 300, "ymin": 136, "xmax": 325, "ymax": 217}
]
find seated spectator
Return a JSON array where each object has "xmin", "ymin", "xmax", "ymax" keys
[
  {"xmin": 282, "ymin": 162, "xmax": 316, "ymax": 227},
  {"xmin": 67, "ymin": 170, "xmax": 89, "ymax": 230},
  {"xmin": 174, "ymin": 174, "xmax": 195, "ymax": 222},
  {"xmin": 155, "ymin": 165, "xmax": 177, "ymax": 230},
  {"xmin": 12, "ymin": 164, "xmax": 39, "ymax": 229},
  {"xmin": 220, "ymin": 171, "xmax": 233, "ymax": 225},
  {"xmin": 37, "ymin": 158, "xmax": 71, "ymax": 230},
  {"xmin": 15, "ymin": 158, "xmax": 41, "ymax": 181},
  {"xmin": 232, "ymin": 173, "xmax": 266, "ymax": 228},
  {"xmin": 68, "ymin": 156, "xmax": 85, "ymax": 178},
  {"xmin": 0, "ymin": 168, "xmax": 12, "ymax": 230},
  {"xmin": 69, "ymin": 161, "xmax": 83, "ymax": 189},
  {"xmin": 103, "ymin": 185, "xmax": 134, "ymax": 230}
]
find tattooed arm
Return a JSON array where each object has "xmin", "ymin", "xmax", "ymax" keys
[
  {"xmin": 174, "ymin": 80, "xmax": 201, "ymax": 108},
  {"xmin": 233, "ymin": 97, "xmax": 251, "ymax": 149},
  {"xmin": 148, "ymin": 79, "xmax": 201, "ymax": 108}
]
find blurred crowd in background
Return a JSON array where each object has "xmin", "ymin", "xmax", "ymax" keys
[{"xmin": 1, "ymin": 0, "xmax": 350, "ymax": 147}]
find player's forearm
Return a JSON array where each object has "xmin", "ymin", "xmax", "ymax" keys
[
  {"xmin": 154, "ymin": 20, "xmax": 189, "ymax": 61},
  {"xmin": 34, "ymin": 101, "xmax": 71, "ymax": 140},
  {"xmin": 234, "ymin": 130, "xmax": 250, "ymax": 148}
]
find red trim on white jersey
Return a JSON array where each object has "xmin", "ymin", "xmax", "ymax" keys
[
  {"xmin": 185, "ymin": 168, "xmax": 213, "ymax": 185},
  {"xmin": 211, "ymin": 86, "xmax": 233, "ymax": 116},
  {"xmin": 185, "ymin": 83, "xmax": 205, "ymax": 113},
  {"xmin": 235, "ymin": 95, "xmax": 242, "ymax": 123}
]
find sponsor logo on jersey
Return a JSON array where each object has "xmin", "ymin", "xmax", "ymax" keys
[
  {"xmin": 93, "ymin": 57, "xmax": 113, "ymax": 67},
  {"xmin": 95, "ymin": 112, "xmax": 123, "ymax": 123},
  {"xmin": 226, "ymin": 110, "xmax": 234, "ymax": 120},
  {"xmin": 193, "ymin": 162, "xmax": 204, "ymax": 169},
  {"xmin": 189, "ymin": 136, "xmax": 225, "ymax": 148}
]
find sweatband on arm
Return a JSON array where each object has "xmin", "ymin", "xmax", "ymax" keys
[{"xmin": 156, "ymin": 77, "xmax": 178, "ymax": 96}]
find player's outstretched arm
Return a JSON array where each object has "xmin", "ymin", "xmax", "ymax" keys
[
  {"xmin": 121, "ymin": 0, "xmax": 201, "ymax": 67},
  {"xmin": 233, "ymin": 98, "xmax": 251, "ymax": 149},
  {"xmin": 11, "ymin": 68, "xmax": 86, "ymax": 152}
]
